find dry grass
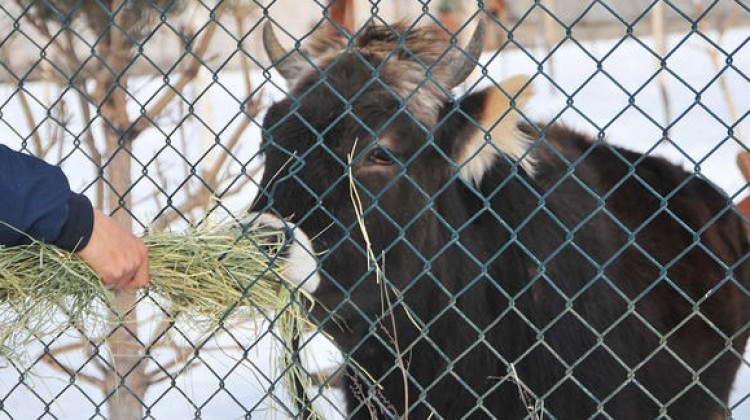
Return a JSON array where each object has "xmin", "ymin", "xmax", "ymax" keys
[{"xmin": 0, "ymin": 223, "xmax": 321, "ymax": 418}]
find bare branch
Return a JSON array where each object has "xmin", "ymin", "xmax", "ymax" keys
[
  {"xmin": 43, "ymin": 95, "xmax": 62, "ymax": 158},
  {"xmin": 83, "ymin": 340, "xmax": 110, "ymax": 377},
  {"xmin": 16, "ymin": 89, "xmax": 44, "ymax": 156},
  {"xmin": 145, "ymin": 316, "xmax": 253, "ymax": 385},
  {"xmin": 542, "ymin": 0, "xmax": 557, "ymax": 85},
  {"xmin": 67, "ymin": 329, "xmax": 109, "ymax": 378},
  {"xmin": 144, "ymin": 345, "xmax": 239, "ymax": 386},
  {"xmin": 128, "ymin": 5, "xmax": 228, "ymax": 141},
  {"xmin": 14, "ymin": 1, "xmax": 87, "ymax": 76},
  {"xmin": 155, "ymin": 162, "xmax": 263, "ymax": 227},
  {"xmin": 206, "ymin": 117, "xmax": 253, "ymax": 185},
  {"xmin": 154, "ymin": 73, "xmax": 264, "ymax": 226},
  {"xmin": 652, "ymin": 1, "xmax": 672, "ymax": 141},
  {"xmin": 38, "ymin": 341, "xmax": 106, "ymax": 387},
  {"xmin": 235, "ymin": 12, "xmax": 255, "ymax": 97},
  {"xmin": 38, "ymin": 340, "xmax": 87, "ymax": 356},
  {"xmin": 59, "ymin": 30, "xmax": 107, "ymax": 208},
  {"xmin": 40, "ymin": 353, "xmax": 106, "ymax": 387},
  {"xmin": 693, "ymin": 1, "xmax": 743, "ymax": 143}
]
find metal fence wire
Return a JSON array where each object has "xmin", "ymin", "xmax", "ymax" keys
[{"xmin": 1, "ymin": 0, "xmax": 750, "ymax": 418}]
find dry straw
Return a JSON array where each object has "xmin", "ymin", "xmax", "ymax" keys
[{"xmin": 0, "ymin": 223, "xmax": 320, "ymax": 417}]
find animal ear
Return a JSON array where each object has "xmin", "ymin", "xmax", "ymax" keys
[{"xmin": 452, "ymin": 75, "xmax": 535, "ymax": 185}]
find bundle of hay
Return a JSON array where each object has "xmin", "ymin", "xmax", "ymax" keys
[{"xmin": 0, "ymin": 224, "xmax": 317, "ymax": 414}]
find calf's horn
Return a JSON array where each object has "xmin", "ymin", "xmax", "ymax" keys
[
  {"xmin": 262, "ymin": 22, "xmax": 306, "ymax": 81},
  {"xmin": 441, "ymin": 15, "xmax": 487, "ymax": 88}
]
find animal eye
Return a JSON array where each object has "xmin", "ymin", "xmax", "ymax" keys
[{"xmin": 367, "ymin": 147, "xmax": 395, "ymax": 166}]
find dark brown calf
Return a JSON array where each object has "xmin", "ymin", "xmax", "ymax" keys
[{"xmin": 250, "ymin": 14, "xmax": 750, "ymax": 418}]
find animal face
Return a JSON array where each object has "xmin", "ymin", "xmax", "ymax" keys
[{"xmin": 251, "ymin": 18, "xmax": 534, "ymax": 317}]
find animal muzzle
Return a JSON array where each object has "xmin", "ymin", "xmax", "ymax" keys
[{"xmin": 241, "ymin": 212, "xmax": 321, "ymax": 294}]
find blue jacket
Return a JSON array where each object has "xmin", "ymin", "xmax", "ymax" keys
[{"xmin": 0, "ymin": 144, "xmax": 94, "ymax": 251}]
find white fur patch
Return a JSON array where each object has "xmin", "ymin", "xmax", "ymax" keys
[
  {"xmin": 457, "ymin": 75, "xmax": 535, "ymax": 185},
  {"xmin": 247, "ymin": 212, "xmax": 320, "ymax": 294}
]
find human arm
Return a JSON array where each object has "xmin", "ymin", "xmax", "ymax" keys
[
  {"xmin": 0, "ymin": 144, "xmax": 92, "ymax": 249},
  {"xmin": 0, "ymin": 144, "xmax": 148, "ymax": 288}
]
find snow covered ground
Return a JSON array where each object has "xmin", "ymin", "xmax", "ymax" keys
[{"xmin": 1, "ymin": 24, "xmax": 749, "ymax": 418}]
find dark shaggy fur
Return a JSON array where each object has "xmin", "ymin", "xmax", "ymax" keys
[
  {"xmin": 252, "ymin": 22, "xmax": 750, "ymax": 419},
  {"xmin": 298, "ymin": 22, "xmax": 466, "ymax": 125}
]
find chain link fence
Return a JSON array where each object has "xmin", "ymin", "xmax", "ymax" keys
[{"xmin": 1, "ymin": 0, "xmax": 749, "ymax": 418}]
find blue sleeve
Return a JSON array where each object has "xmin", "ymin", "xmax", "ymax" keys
[{"xmin": 0, "ymin": 144, "xmax": 94, "ymax": 251}]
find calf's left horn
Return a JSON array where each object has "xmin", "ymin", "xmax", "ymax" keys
[
  {"xmin": 262, "ymin": 22, "xmax": 306, "ymax": 81},
  {"xmin": 440, "ymin": 15, "xmax": 487, "ymax": 88}
]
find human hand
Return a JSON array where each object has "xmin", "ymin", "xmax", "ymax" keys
[{"xmin": 77, "ymin": 209, "xmax": 150, "ymax": 289}]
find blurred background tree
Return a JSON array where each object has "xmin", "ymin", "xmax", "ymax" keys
[{"xmin": 9, "ymin": 1, "xmax": 263, "ymax": 418}]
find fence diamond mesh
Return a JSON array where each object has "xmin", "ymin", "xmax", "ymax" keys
[{"xmin": 1, "ymin": 0, "xmax": 749, "ymax": 418}]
